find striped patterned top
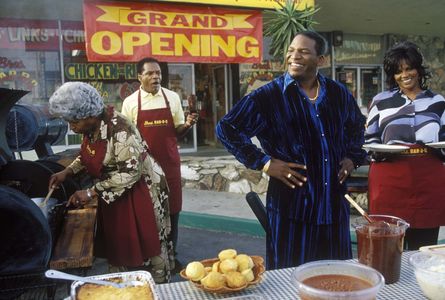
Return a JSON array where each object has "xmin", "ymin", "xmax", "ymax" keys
[{"xmin": 365, "ymin": 88, "xmax": 445, "ymax": 145}]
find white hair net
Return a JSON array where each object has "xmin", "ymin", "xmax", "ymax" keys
[{"xmin": 49, "ymin": 82, "xmax": 104, "ymax": 121}]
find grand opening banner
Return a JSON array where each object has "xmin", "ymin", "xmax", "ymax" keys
[{"xmin": 83, "ymin": 1, "xmax": 263, "ymax": 63}]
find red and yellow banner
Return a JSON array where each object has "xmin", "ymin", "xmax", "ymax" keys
[{"xmin": 83, "ymin": 1, "xmax": 263, "ymax": 63}]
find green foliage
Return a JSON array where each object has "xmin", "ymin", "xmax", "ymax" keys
[{"xmin": 263, "ymin": 0, "xmax": 320, "ymax": 61}]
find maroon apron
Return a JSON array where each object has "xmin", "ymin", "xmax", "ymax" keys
[
  {"xmin": 136, "ymin": 89, "xmax": 182, "ymax": 214},
  {"xmin": 80, "ymin": 108, "xmax": 161, "ymax": 267},
  {"xmin": 368, "ymin": 145, "xmax": 445, "ymax": 228}
]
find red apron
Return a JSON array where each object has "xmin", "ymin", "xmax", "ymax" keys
[
  {"xmin": 368, "ymin": 146, "xmax": 445, "ymax": 228},
  {"xmin": 136, "ymin": 89, "xmax": 182, "ymax": 214},
  {"xmin": 80, "ymin": 108, "xmax": 161, "ymax": 267}
]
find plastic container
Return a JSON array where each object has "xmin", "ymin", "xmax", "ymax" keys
[
  {"xmin": 292, "ymin": 260, "xmax": 384, "ymax": 300},
  {"xmin": 409, "ymin": 251, "xmax": 445, "ymax": 300}
]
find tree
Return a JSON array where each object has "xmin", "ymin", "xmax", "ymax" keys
[{"xmin": 263, "ymin": 0, "xmax": 320, "ymax": 62}]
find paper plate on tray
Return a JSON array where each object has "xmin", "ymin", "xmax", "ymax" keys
[
  {"xmin": 362, "ymin": 144, "xmax": 409, "ymax": 153},
  {"xmin": 426, "ymin": 142, "xmax": 445, "ymax": 149}
]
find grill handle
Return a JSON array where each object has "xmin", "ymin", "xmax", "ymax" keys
[{"xmin": 246, "ymin": 192, "xmax": 268, "ymax": 231}]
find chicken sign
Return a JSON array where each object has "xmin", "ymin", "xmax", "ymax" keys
[{"xmin": 83, "ymin": 1, "xmax": 263, "ymax": 63}]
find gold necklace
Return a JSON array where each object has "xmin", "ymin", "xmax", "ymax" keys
[{"xmin": 308, "ymin": 80, "xmax": 319, "ymax": 101}]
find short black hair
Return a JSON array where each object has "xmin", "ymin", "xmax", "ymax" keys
[
  {"xmin": 137, "ymin": 57, "xmax": 160, "ymax": 74},
  {"xmin": 295, "ymin": 31, "xmax": 328, "ymax": 56},
  {"xmin": 383, "ymin": 41, "xmax": 430, "ymax": 89}
]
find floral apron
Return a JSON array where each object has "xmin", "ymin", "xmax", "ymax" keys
[{"xmin": 80, "ymin": 107, "xmax": 161, "ymax": 266}]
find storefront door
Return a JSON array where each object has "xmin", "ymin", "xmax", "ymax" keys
[
  {"xmin": 336, "ymin": 66, "xmax": 383, "ymax": 113},
  {"xmin": 168, "ymin": 63, "xmax": 197, "ymax": 153},
  {"xmin": 211, "ymin": 65, "xmax": 229, "ymax": 145}
]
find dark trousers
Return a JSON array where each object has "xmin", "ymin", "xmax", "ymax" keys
[
  {"xmin": 170, "ymin": 212, "xmax": 179, "ymax": 252},
  {"xmin": 266, "ymin": 217, "xmax": 352, "ymax": 270},
  {"xmin": 404, "ymin": 227, "xmax": 440, "ymax": 250}
]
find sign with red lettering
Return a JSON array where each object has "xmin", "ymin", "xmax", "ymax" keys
[
  {"xmin": 0, "ymin": 18, "xmax": 85, "ymax": 51},
  {"xmin": 83, "ymin": 1, "xmax": 262, "ymax": 63}
]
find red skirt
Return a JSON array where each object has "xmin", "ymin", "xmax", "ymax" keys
[
  {"xmin": 95, "ymin": 179, "xmax": 161, "ymax": 267},
  {"xmin": 368, "ymin": 153, "xmax": 445, "ymax": 228}
]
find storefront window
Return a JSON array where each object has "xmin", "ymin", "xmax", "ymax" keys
[
  {"xmin": 0, "ymin": 49, "xmax": 61, "ymax": 104},
  {"xmin": 335, "ymin": 66, "xmax": 383, "ymax": 114},
  {"xmin": 334, "ymin": 33, "xmax": 384, "ymax": 65}
]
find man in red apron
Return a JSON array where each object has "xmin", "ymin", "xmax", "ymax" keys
[{"xmin": 122, "ymin": 57, "xmax": 198, "ymax": 269}]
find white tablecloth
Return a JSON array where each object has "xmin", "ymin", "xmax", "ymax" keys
[{"xmin": 157, "ymin": 251, "xmax": 427, "ymax": 299}]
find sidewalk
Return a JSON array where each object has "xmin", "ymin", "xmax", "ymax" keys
[{"xmin": 180, "ymin": 188, "xmax": 265, "ymax": 237}]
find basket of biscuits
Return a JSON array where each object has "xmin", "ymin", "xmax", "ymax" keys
[{"xmin": 180, "ymin": 249, "xmax": 265, "ymax": 294}]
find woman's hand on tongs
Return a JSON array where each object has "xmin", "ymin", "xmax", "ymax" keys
[
  {"xmin": 67, "ymin": 190, "xmax": 91, "ymax": 208},
  {"xmin": 48, "ymin": 167, "xmax": 73, "ymax": 191}
]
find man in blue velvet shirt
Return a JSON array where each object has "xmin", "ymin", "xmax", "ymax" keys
[{"xmin": 216, "ymin": 31, "xmax": 366, "ymax": 269}]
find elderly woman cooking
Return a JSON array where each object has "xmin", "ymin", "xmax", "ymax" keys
[
  {"xmin": 365, "ymin": 41, "xmax": 445, "ymax": 250},
  {"xmin": 48, "ymin": 82, "xmax": 172, "ymax": 282}
]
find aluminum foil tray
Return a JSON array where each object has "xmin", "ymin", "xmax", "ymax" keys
[{"xmin": 70, "ymin": 270, "xmax": 159, "ymax": 300}]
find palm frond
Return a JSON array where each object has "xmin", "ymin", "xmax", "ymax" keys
[{"xmin": 263, "ymin": 0, "xmax": 320, "ymax": 61}]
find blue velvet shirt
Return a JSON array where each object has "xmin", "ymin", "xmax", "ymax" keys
[{"xmin": 216, "ymin": 73, "xmax": 366, "ymax": 225}]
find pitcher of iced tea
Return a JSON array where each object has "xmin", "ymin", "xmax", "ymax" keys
[{"xmin": 353, "ymin": 214, "xmax": 409, "ymax": 284}]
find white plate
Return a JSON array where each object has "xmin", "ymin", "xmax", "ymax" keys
[
  {"xmin": 426, "ymin": 142, "xmax": 445, "ymax": 149},
  {"xmin": 362, "ymin": 144, "xmax": 410, "ymax": 153}
]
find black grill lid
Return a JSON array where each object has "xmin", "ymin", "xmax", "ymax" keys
[
  {"xmin": 0, "ymin": 88, "xmax": 29, "ymax": 166},
  {"xmin": 0, "ymin": 185, "xmax": 51, "ymax": 275}
]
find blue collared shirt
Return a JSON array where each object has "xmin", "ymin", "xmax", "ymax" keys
[{"xmin": 216, "ymin": 73, "xmax": 366, "ymax": 224}]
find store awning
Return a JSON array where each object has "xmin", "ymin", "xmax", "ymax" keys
[{"xmin": 151, "ymin": 0, "xmax": 315, "ymax": 10}]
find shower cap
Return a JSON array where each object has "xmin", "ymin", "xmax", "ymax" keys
[{"xmin": 49, "ymin": 82, "xmax": 104, "ymax": 121}]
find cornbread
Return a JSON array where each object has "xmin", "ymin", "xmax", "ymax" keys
[
  {"xmin": 185, "ymin": 261, "xmax": 206, "ymax": 281},
  {"xmin": 218, "ymin": 249, "xmax": 237, "ymax": 261},
  {"xmin": 200, "ymin": 271, "xmax": 226, "ymax": 289},
  {"xmin": 77, "ymin": 283, "xmax": 153, "ymax": 300},
  {"xmin": 219, "ymin": 258, "xmax": 238, "ymax": 274},
  {"xmin": 225, "ymin": 271, "xmax": 247, "ymax": 288},
  {"xmin": 236, "ymin": 254, "xmax": 254, "ymax": 271}
]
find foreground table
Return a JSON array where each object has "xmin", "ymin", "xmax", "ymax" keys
[{"xmin": 157, "ymin": 251, "xmax": 426, "ymax": 299}]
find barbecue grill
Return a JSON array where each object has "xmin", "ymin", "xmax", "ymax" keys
[
  {"xmin": 0, "ymin": 88, "xmax": 80, "ymax": 300},
  {"xmin": 6, "ymin": 103, "xmax": 67, "ymax": 158}
]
